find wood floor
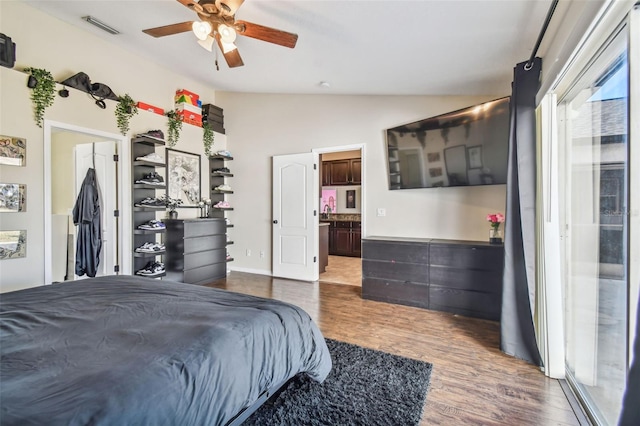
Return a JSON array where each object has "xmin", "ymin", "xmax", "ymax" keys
[
  {"xmin": 318, "ymin": 255, "xmax": 362, "ymax": 287},
  {"xmin": 207, "ymin": 272, "xmax": 580, "ymax": 426}
]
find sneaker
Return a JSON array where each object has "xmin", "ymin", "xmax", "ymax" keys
[
  {"xmin": 136, "ymin": 152, "xmax": 165, "ymax": 164},
  {"xmin": 213, "ymin": 201, "xmax": 230, "ymax": 208},
  {"xmin": 226, "ymin": 252, "xmax": 232, "ymax": 260},
  {"xmin": 214, "ymin": 150, "xmax": 232, "ymax": 158},
  {"xmin": 138, "ymin": 130, "xmax": 164, "ymax": 140},
  {"xmin": 135, "ymin": 242, "xmax": 165, "ymax": 253},
  {"xmin": 136, "ymin": 261, "xmax": 165, "ymax": 277},
  {"xmin": 212, "ymin": 167, "xmax": 230, "ymax": 173},
  {"xmin": 135, "ymin": 197, "xmax": 165, "ymax": 208},
  {"xmin": 137, "ymin": 219, "xmax": 166, "ymax": 230},
  {"xmin": 135, "ymin": 172, "xmax": 165, "ymax": 185},
  {"xmin": 214, "ymin": 184, "xmax": 232, "ymax": 191}
]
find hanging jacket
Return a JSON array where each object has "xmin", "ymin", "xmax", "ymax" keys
[{"xmin": 73, "ymin": 168, "xmax": 102, "ymax": 277}]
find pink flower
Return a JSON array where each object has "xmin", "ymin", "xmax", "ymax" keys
[{"xmin": 486, "ymin": 213, "xmax": 505, "ymax": 224}]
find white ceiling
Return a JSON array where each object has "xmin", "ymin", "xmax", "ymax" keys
[{"xmin": 22, "ymin": 0, "xmax": 553, "ymax": 96}]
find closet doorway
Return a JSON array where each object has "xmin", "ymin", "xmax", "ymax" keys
[{"xmin": 44, "ymin": 121, "xmax": 126, "ymax": 284}]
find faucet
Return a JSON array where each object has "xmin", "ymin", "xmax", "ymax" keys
[{"xmin": 322, "ymin": 204, "xmax": 331, "ymax": 219}]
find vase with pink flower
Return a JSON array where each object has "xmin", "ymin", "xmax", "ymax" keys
[{"xmin": 486, "ymin": 213, "xmax": 505, "ymax": 244}]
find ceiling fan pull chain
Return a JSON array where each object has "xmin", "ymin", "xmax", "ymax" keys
[{"xmin": 214, "ymin": 35, "xmax": 220, "ymax": 71}]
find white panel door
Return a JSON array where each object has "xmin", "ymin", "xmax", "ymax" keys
[
  {"xmin": 272, "ymin": 152, "xmax": 318, "ymax": 281},
  {"xmin": 74, "ymin": 141, "xmax": 117, "ymax": 278}
]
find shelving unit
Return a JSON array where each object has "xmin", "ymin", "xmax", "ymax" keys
[
  {"xmin": 387, "ymin": 142, "xmax": 402, "ymax": 189},
  {"xmin": 131, "ymin": 135, "xmax": 167, "ymax": 277},
  {"xmin": 209, "ymin": 155, "xmax": 235, "ymax": 263}
]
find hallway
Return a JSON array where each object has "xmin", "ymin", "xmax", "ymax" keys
[{"xmin": 319, "ymin": 255, "xmax": 361, "ymax": 287}]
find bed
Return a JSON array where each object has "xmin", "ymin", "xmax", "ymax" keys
[{"xmin": 0, "ymin": 275, "xmax": 332, "ymax": 425}]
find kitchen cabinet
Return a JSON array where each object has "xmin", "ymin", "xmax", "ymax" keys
[
  {"xmin": 323, "ymin": 159, "xmax": 361, "ymax": 186},
  {"xmin": 326, "ymin": 221, "xmax": 361, "ymax": 257}
]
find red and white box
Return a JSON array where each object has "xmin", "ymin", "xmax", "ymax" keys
[
  {"xmin": 174, "ymin": 89, "xmax": 199, "ymax": 105},
  {"xmin": 175, "ymin": 102, "xmax": 202, "ymax": 115},
  {"xmin": 136, "ymin": 101, "xmax": 164, "ymax": 115},
  {"xmin": 176, "ymin": 110, "xmax": 202, "ymax": 126}
]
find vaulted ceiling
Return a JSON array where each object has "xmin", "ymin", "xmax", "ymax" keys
[{"xmin": 22, "ymin": 0, "xmax": 553, "ymax": 96}]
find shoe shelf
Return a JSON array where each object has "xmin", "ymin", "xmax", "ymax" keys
[
  {"xmin": 209, "ymin": 154, "xmax": 234, "ymax": 266},
  {"xmin": 132, "ymin": 134, "xmax": 167, "ymax": 277}
]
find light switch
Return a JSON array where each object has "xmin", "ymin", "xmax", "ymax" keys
[{"xmin": 377, "ymin": 208, "xmax": 386, "ymax": 217}]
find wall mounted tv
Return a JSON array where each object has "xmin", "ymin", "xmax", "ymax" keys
[{"xmin": 385, "ymin": 97, "xmax": 510, "ymax": 190}]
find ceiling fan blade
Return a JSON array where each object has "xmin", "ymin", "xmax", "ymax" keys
[
  {"xmin": 215, "ymin": 33, "xmax": 244, "ymax": 68},
  {"xmin": 235, "ymin": 20, "xmax": 298, "ymax": 48},
  {"xmin": 143, "ymin": 21, "xmax": 194, "ymax": 37}
]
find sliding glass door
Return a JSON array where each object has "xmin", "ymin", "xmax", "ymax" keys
[{"xmin": 558, "ymin": 26, "xmax": 629, "ymax": 425}]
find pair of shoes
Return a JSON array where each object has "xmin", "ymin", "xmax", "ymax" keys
[
  {"xmin": 226, "ymin": 252, "xmax": 232, "ymax": 260},
  {"xmin": 136, "ymin": 152, "xmax": 165, "ymax": 164},
  {"xmin": 138, "ymin": 130, "xmax": 164, "ymax": 140},
  {"xmin": 135, "ymin": 197, "xmax": 165, "ymax": 208},
  {"xmin": 212, "ymin": 167, "xmax": 230, "ymax": 173},
  {"xmin": 214, "ymin": 201, "xmax": 231, "ymax": 208},
  {"xmin": 214, "ymin": 150, "xmax": 232, "ymax": 158},
  {"xmin": 138, "ymin": 219, "xmax": 165, "ymax": 230},
  {"xmin": 214, "ymin": 184, "xmax": 232, "ymax": 191},
  {"xmin": 135, "ymin": 242, "xmax": 165, "ymax": 253},
  {"xmin": 135, "ymin": 172, "xmax": 164, "ymax": 185},
  {"xmin": 136, "ymin": 261, "xmax": 165, "ymax": 277}
]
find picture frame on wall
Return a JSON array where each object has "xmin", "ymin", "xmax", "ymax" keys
[
  {"xmin": 346, "ymin": 189, "xmax": 356, "ymax": 208},
  {"xmin": 467, "ymin": 145, "xmax": 483, "ymax": 169},
  {"xmin": 0, "ymin": 230, "xmax": 27, "ymax": 260},
  {"xmin": 166, "ymin": 148, "xmax": 201, "ymax": 207},
  {"xmin": 0, "ymin": 183, "xmax": 26, "ymax": 212},
  {"xmin": 0, "ymin": 135, "xmax": 26, "ymax": 166}
]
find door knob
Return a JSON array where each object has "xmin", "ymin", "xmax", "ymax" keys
[{"xmin": 273, "ymin": 220, "xmax": 278, "ymax": 224}]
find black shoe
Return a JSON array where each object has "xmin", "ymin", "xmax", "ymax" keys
[
  {"xmin": 139, "ymin": 130, "xmax": 164, "ymax": 140},
  {"xmin": 212, "ymin": 167, "xmax": 230, "ymax": 173},
  {"xmin": 135, "ymin": 172, "xmax": 164, "ymax": 185},
  {"xmin": 136, "ymin": 261, "xmax": 165, "ymax": 277}
]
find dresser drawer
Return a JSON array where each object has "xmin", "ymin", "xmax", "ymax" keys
[
  {"xmin": 181, "ymin": 235, "xmax": 226, "ymax": 254},
  {"xmin": 184, "ymin": 248, "xmax": 226, "ymax": 270},
  {"xmin": 429, "ymin": 285, "xmax": 501, "ymax": 321},
  {"xmin": 429, "ymin": 266, "xmax": 503, "ymax": 292},
  {"xmin": 362, "ymin": 277, "xmax": 429, "ymax": 309},
  {"xmin": 429, "ymin": 244, "xmax": 503, "ymax": 271},
  {"xmin": 183, "ymin": 220, "xmax": 226, "ymax": 238},
  {"xmin": 184, "ymin": 262, "xmax": 227, "ymax": 284},
  {"xmin": 362, "ymin": 240, "xmax": 429, "ymax": 264},
  {"xmin": 362, "ymin": 259, "xmax": 428, "ymax": 283}
]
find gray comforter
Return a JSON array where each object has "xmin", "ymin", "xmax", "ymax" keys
[{"xmin": 0, "ymin": 275, "xmax": 331, "ymax": 425}]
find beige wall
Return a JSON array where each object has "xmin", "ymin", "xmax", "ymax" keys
[
  {"xmin": 0, "ymin": 2, "xmax": 226, "ymax": 292},
  {"xmin": 217, "ymin": 92, "xmax": 507, "ymax": 274}
]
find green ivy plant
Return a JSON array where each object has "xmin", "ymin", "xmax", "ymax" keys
[
  {"xmin": 115, "ymin": 93, "xmax": 138, "ymax": 135},
  {"xmin": 203, "ymin": 122, "xmax": 215, "ymax": 157},
  {"xmin": 166, "ymin": 109, "xmax": 183, "ymax": 148},
  {"xmin": 24, "ymin": 67, "xmax": 57, "ymax": 128}
]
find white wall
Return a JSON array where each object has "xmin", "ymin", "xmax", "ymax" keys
[
  {"xmin": 217, "ymin": 93, "xmax": 507, "ymax": 274},
  {"xmin": 0, "ymin": 2, "xmax": 226, "ymax": 292}
]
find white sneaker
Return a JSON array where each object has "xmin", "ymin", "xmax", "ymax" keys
[
  {"xmin": 136, "ymin": 152, "xmax": 165, "ymax": 164},
  {"xmin": 215, "ymin": 184, "xmax": 232, "ymax": 192}
]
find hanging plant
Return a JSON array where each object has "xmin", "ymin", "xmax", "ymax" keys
[
  {"xmin": 203, "ymin": 122, "xmax": 215, "ymax": 157},
  {"xmin": 166, "ymin": 109, "xmax": 183, "ymax": 148},
  {"xmin": 115, "ymin": 93, "xmax": 138, "ymax": 135},
  {"xmin": 23, "ymin": 67, "xmax": 57, "ymax": 128}
]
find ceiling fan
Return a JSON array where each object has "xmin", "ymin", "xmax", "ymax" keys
[{"xmin": 142, "ymin": 0, "xmax": 298, "ymax": 69}]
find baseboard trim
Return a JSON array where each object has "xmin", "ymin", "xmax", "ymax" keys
[
  {"xmin": 228, "ymin": 266, "xmax": 272, "ymax": 276},
  {"xmin": 558, "ymin": 379, "xmax": 593, "ymax": 426}
]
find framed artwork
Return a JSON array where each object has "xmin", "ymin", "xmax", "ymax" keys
[
  {"xmin": 0, "ymin": 135, "xmax": 26, "ymax": 166},
  {"xmin": 346, "ymin": 189, "xmax": 356, "ymax": 208},
  {"xmin": 429, "ymin": 167, "xmax": 443, "ymax": 178},
  {"xmin": 427, "ymin": 152, "xmax": 441, "ymax": 163},
  {"xmin": 0, "ymin": 230, "xmax": 27, "ymax": 260},
  {"xmin": 467, "ymin": 145, "xmax": 483, "ymax": 169},
  {"xmin": 0, "ymin": 183, "xmax": 26, "ymax": 212},
  {"xmin": 166, "ymin": 148, "xmax": 201, "ymax": 207}
]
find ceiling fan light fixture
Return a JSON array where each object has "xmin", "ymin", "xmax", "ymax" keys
[
  {"xmin": 220, "ymin": 41, "xmax": 238, "ymax": 54},
  {"xmin": 192, "ymin": 21, "xmax": 212, "ymax": 41},
  {"xmin": 218, "ymin": 24, "xmax": 237, "ymax": 44},
  {"xmin": 198, "ymin": 36, "xmax": 215, "ymax": 52}
]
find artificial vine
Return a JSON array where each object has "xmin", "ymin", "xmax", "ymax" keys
[
  {"xmin": 203, "ymin": 122, "xmax": 215, "ymax": 157},
  {"xmin": 166, "ymin": 109, "xmax": 183, "ymax": 148},
  {"xmin": 115, "ymin": 93, "xmax": 138, "ymax": 135},
  {"xmin": 24, "ymin": 67, "xmax": 57, "ymax": 128}
]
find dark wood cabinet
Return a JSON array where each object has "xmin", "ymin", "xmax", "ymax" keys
[
  {"xmin": 325, "ymin": 221, "xmax": 361, "ymax": 257},
  {"xmin": 165, "ymin": 218, "xmax": 227, "ymax": 284},
  {"xmin": 362, "ymin": 237, "xmax": 503, "ymax": 321},
  {"xmin": 322, "ymin": 158, "xmax": 361, "ymax": 186}
]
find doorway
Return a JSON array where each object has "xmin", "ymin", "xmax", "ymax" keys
[
  {"xmin": 314, "ymin": 145, "xmax": 364, "ymax": 287},
  {"xmin": 44, "ymin": 121, "xmax": 127, "ymax": 284}
]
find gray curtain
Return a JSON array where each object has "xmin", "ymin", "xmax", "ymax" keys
[
  {"xmin": 500, "ymin": 58, "xmax": 542, "ymax": 366},
  {"xmin": 619, "ymin": 288, "xmax": 640, "ymax": 425}
]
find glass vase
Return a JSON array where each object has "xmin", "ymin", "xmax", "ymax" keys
[{"xmin": 489, "ymin": 227, "xmax": 502, "ymax": 244}]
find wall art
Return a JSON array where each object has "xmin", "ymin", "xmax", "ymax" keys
[
  {"xmin": 0, "ymin": 230, "xmax": 27, "ymax": 260},
  {"xmin": 0, "ymin": 183, "xmax": 26, "ymax": 212},
  {"xmin": 166, "ymin": 148, "xmax": 201, "ymax": 207},
  {"xmin": 0, "ymin": 135, "xmax": 26, "ymax": 166}
]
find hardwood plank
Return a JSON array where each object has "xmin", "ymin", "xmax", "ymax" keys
[{"xmin": 206, "ymin": 272, "xmax": 580, "ymax": 426}]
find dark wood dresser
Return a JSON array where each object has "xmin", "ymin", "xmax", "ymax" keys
[
  {"xmin": 164, "ymin": 218, "xmax": 227, "ymax": 285},
  {"xmin": 362, "ymin": 237, "xmax": 504, "ymax": 321}
]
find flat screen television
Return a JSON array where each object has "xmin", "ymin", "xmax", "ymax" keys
[{"xmin": 385, "ymin": 97, "xmax": 510, "ymax": 190}]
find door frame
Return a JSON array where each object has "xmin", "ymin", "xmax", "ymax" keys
[
  {"xmin": 43, "ymin": 120, "xmax": 130, "ymax": 284},
  {"xmin": 312, "ymin": 143, "xmax": 366, "ymax": 253}
]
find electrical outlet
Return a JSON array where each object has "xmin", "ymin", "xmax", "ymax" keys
[
  {"xmin": 377, "ymin": 208, "xmax": 386, "ymax": 217},
  {"xmin": 246, "ymin": 249, "xmax": 251, "ymax": 257},
  {"xmin": 260, "ymin": 250, "xmax": 265, "ymax": 259}
]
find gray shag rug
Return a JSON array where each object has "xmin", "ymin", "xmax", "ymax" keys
[{"xmin": 245, "ymin": 338, "xmax": 433, "ymax": 425}]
